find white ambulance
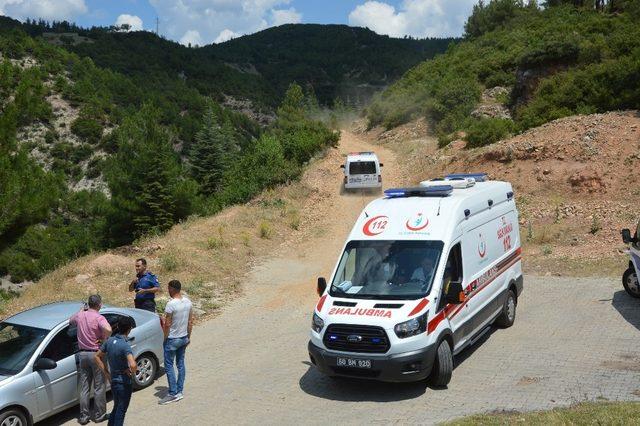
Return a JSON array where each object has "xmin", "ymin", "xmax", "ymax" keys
[
  {"xmin": 341, "ymin": 152, "xmax": 383, "ymax": 190},
  {"xmin": 309, "ymin": 173, "xmax": 523, "ymax": 385}
]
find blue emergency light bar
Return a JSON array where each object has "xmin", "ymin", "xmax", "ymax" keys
[
  {"xmin": 445, "ymin": 173, "xmax": 488, "ymax": 182},
  {"xmin": 384, "ymin": 185, "xmax": 453, "ymax": 198}
]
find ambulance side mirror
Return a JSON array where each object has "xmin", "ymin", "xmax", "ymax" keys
[
  {"xmin": 379, "ymin": 163, "xmax": 384, "ymax": 167},
  {"xmin": 340, "ymin": 165, "xmax": 345, "ymax": 169},
  {"xmin": 317, "ymin": 277, "xmax": 327, "ymax": 296},
  {"xmin": 622, "ymin": 229, "xmax": 632, "ymax": 244},
  {"xmin": 445, "ymin": 281, "xmax": 464, "ymax": 305}
]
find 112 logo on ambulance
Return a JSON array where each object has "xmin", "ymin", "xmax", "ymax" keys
[
  {"xmin": 497, "ymin": 216, "xmax": 514, "ymax": 252},
  {"xmin": 363, "ymin": 215, "xmax": 389, "ymax": 236}
]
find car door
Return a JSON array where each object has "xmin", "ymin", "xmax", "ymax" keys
[
  {"xmin": 33, "ymin": 324, "xmax": 79, "ymax": 417},
  {"xmin": 101, "ymin": 313, "xmax": 138, "ymax": 352}
]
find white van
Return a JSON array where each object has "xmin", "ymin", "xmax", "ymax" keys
[
  {"xmin": 341, "ymin": 152, "xmax": 383, "ymax": 190},
  {"xmin": 309, "ymin": 173, "xmax": 523, "ymax": 385}
]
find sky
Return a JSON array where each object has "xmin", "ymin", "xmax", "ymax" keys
[{"xmin": 0, "ymin": 0, "xmax": 478, "ymax": 45}]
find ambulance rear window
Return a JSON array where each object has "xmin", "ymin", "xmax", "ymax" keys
[{"xmin": 348, "ymin": 161, "xmax": 376, "ymax": 175}]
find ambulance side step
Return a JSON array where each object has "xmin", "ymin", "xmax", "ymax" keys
[{"xmin": 467, "ymin": 325, "xmax": 492, "ymax": 348}]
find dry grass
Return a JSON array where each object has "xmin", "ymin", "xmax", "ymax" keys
[
  {"xmin": 1, "ymin": 149, "xmax": 332, "ymax": 320},
  {"xmin": 445, "ymin": 402, "xmax": 640, "ymax": 425}
]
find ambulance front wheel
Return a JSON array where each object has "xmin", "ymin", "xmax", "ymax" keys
[
  {"xmin": 429, "ymin": 340, "xmax": 452, "ymax": 387},
  {"xmin": 623, "ymin": 267, "xmax": 640, "ymax": 298},
  {"xmin": 495, "ymin": 288, "xmax": 517, "ymax": 328}
]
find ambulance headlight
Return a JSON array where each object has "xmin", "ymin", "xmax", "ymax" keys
[
  {"xmin": 394, "ymin": 311, "xmax": 428, "ymax": 338},
  {"xmin": 311, "ymin": 313, "xmax": 324, "ymax": 333}
]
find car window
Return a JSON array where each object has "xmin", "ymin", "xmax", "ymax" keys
[
  {"xmin": 102, "ymin": 313, "xmax": 136, "ymax": 335},
  {"xmin": 438, "ymin": 243, "xmax": 463, "ymax": 311},
  {"xmin": 0, "ymin": 322, "xmax": 48, "ymax": 375},
  {"xmin": 41, "ymin": 326, "xmax": 78, "ymax": 362},
  {"xmin": 348, "ymin": 161, "xmax": 376, "ymax": 175}
]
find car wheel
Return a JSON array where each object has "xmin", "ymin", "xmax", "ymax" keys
[
  {"xmin": 495, "ymin": 289, "xmax": 517, "ymax": 328},
  {"xmin": 429, "ymin": 340, "xmax": 453, "ymax": 388},
  {"xmin": 0, "ymin": 409, "xmax": 28, "ymax": 426},
  {"xmin": 133, "ymin": 353, "xmax": 157, "ymax": 390},
  {"xmin": 623, "ymin": 268, "xmax": 640, "ymax": 298}
]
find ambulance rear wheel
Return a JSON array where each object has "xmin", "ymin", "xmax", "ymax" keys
[
  {"xmin": 495, "ymin": 289, "xmax": 516, "ymax": 328},
  {"xmin": 623, "ymin": 268, "xmax": 640, "ymax": 298},
  {"xmin": 429, "ymin": 340, "xmax": 452, "ymax": 387}
]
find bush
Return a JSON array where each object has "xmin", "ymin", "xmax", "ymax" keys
[
  {"xmin": 465, "ymin": 118, "xmax": 516, "ymax": 148},
  {"xmin": 368, "ymin": 5, "xmax": 640, "ymax": 138},
  {"xmin": 516, "ymin": 53, "xmax": 640, "ymax": 130},
  {"xmin": 258, "ymin": 221, "xmax": 273, "ymax": 239},
  {"xmin": 160, "ymin": 251, "xmax": 179, "ymax": 272},
  {"xmin": 464, "ymin": 0, "xmax": 529, "ymax": 38},
  {"xmin": 71, "ymin": 116, "xmax": 103, "ymax": 144}
]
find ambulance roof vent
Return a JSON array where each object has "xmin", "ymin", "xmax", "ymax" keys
[
  {"xmin": 445, "ymin": 173, "xmax": 488, "ymax": 182},
  {"xmin": 421, "ymin": 177, "xmax": 475, "ymax": 189},
  {"xmin": 384, "ymin": 185, "xmax": 453, "ymax": 198}
]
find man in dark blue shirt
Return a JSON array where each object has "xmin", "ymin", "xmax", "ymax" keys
[
  {"xmin": 129, "ymin": 258, "xmax": 160, "ymax": 312},
  {"xmin": 95, "ymin": 317, "xmax": 137, "ymax": 426}
]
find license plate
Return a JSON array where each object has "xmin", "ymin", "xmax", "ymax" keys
[{"xmin": 336, "ymin": 357, "xmax": 372, "ymax": 369}]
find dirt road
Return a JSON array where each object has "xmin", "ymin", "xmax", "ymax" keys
[{"xmin": 47, "ymin": 131, "xmax": 640, "ymax": 425}]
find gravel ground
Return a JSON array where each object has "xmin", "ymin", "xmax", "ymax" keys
[{"xmin": 44, "ymin": 132, "xmax": 640, "ymax": 425}]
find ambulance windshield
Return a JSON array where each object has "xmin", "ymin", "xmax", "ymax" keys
[{"xmin": 330, "ymin": 240, "xmax": 444, "ymax": 300}]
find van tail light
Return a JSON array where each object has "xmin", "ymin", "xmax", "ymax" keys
[
  {"xmin": 344, "ymin": 176, "xmax": 347, "ymax": 184},
  {"xmin": 378, "ymin": 175, "xmax": 382, "ymax": 183}
]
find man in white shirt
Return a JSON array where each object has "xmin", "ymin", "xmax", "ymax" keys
[{"xmin": 159, "ymin": 280, "xmax": 193, "ymax": 405}]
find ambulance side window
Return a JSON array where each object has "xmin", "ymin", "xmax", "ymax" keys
[{"xmin": 438, "ymin": 243, "xmax": 463, "ymax": 311}]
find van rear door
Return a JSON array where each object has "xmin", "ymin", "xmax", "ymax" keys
[{"xmin": 348, "ymin": 161, "xmax": 378, "ymax": 186}]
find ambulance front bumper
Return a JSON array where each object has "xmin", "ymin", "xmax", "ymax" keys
[{"xmin": 308, "ymin": 341, "xmax": 437, "ymax": 383}]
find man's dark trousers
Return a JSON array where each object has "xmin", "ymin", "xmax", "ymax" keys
[
  {"xmin": 108, "ymin": 375, "xmax": 133, "ymax": 426},
  {"xmin": 134, "ymin": 298, "xmax": 156, "ymax": 313}
]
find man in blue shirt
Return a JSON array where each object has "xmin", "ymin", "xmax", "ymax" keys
[
  {"xmin": 95, "ymin": 317, "xmax": 137, "ymax": 426},
  {"xmin": 129, "ymin": 258, "xmax": 160, "ymax": 312}
]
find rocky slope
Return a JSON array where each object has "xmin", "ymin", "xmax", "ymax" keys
[{"xmin": 361, "ymin": 111, "xmax": 640, "ymax": 275}]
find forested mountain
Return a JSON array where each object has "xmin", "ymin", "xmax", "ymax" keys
[
  {"xmin": 367, "ymin": 0, "xmax": 640, "ymax": 146},
  {"xmin": 0, "ymin": 16, "xmax": 454, "ymax": 285},
  {"xmin": 205, "ymin": 24, "xmax": 455, "ymax": 105},
  {"xmin": 2, "ymin": 18, "xmax": 453, "ymax": 109},
  {"xmin": 0, "ymin": 21, "xmax": 336, "ymax": 283}
]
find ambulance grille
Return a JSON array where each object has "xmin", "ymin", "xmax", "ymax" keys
[{"xmin": 323, "ymin": 324, "xmax": 390, "ymax": 354}]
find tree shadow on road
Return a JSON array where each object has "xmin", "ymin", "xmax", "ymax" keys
[{"xmin": 612, "ymin": 290, "xmax": 640, "ymax": 332}]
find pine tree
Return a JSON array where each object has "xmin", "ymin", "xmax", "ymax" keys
[
  {"xmin": 104, "ymin": 104, "xmax": 198, "ymax": 244},
  {"xmin": 189, "ymin": 107, "xmax": 237, "ymax": 196}
]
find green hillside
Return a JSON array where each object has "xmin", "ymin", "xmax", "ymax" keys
[
  {"xmin": 0, "ymin": 21, "xmax": 336, "ymax": 283},
  {"xmin": 205, "ymin": 24, "xmax": 454, "ymax": 105},
  {"xmin": 8, "ymin": 19, "xmax": 453, "ymax": 109},
  {"xmin": 367, "ymin": 0, "xmax": 640, "ymax": 145}
]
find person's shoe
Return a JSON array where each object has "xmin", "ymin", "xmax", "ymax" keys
[
  {"xmin": 158, "ymin": 394, "xmax": 179, "ymax": 405},
  {"xmin": 78, "ymin": 417, "xmax": 90, "ymax": 425},
  {"xmin": 94, "ymin": 413, "xmax": 109, "ymax": 423},
  {"xmin": 174, "ymin": 393, "xmax": 184, "ymax": 402}
]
